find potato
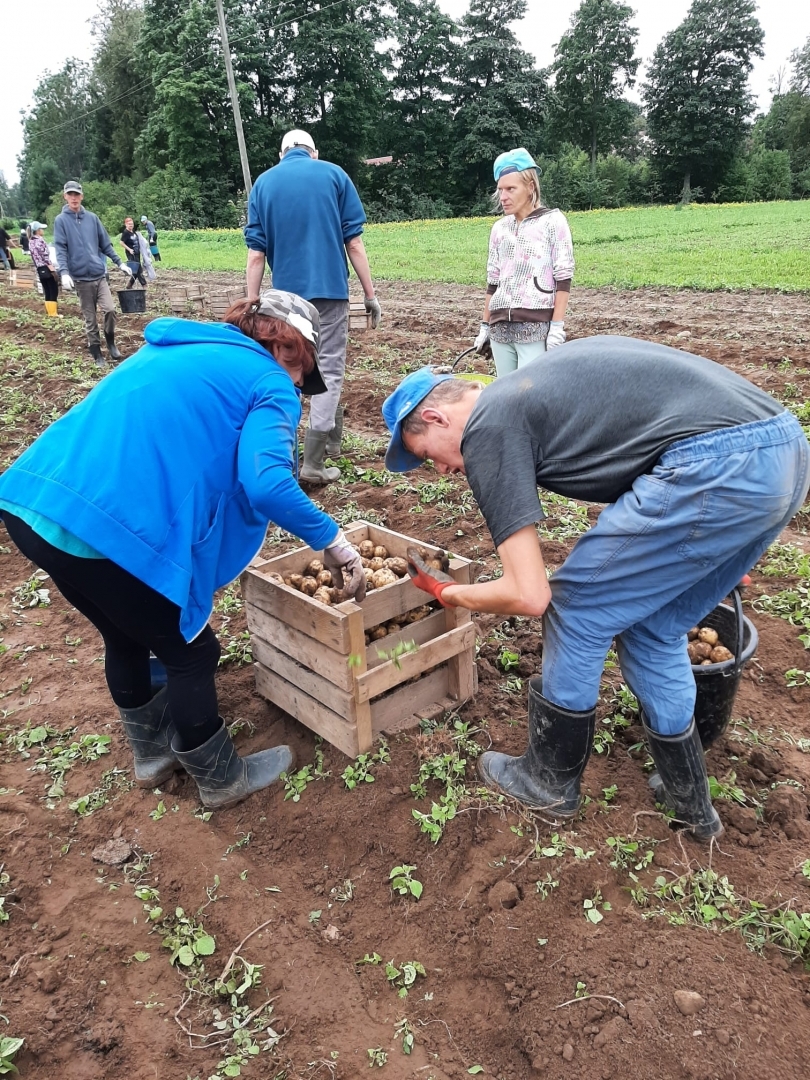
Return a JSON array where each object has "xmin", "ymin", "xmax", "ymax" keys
[
  {"xmin": 330, "ymin": 588, "xmax": 349, "ymax": 604},
  {"xmin": 305, "ymin": 560, "xmax": 324, "ymax": 577},
  {"xmin": 372, "ymin": 568, "xmax": 398, "ymax": 589},
  {"xmin": 370, "ymin": 624, "xmax": 388, "ymax": 640},
  {"xmin": 700, "ymin": 659, "xmax": 712, "ymax": 666},
  {"xmin": 411, "ymin": 545, "xmax": 450, "ymax": 573},
  {"xmin": 710, "ymin": 645, "xmax": 734, "ymax": 663},
  {"xmin": 316, "ymin": 570, "xmax": 333, "ymax": 587},
  {"xmin": 299, "ymin": 577, "xmax": 319, "ymax": 596},
  {"xmin": 373, "ymin": 545, "xmax": 388, "ymax": 560},
  {"xmin": 368, "ymin": 557, "xmax": 386, "ymax": 572},
  {"xmin": 313, "ymin": 587, "xmax": 332, "ymax": 605},
  {"xmin": 404, "ymin": 605, "xmax": 431, "ymax": 623},
  {"xmin": 363, "ymin": 567, "xmax": 375, "ymax": 583},
  {"xmin": 358, "ymin": 540, "xmax": 375, "ymax": 558},
  {"xmin": 361, "ymin": 557, "xmax": 371, "ymax": 568},
  {"xmin": 687, "ymin": 626, "xmax": 700, "ymax": 641},
  {"xmin": 687, "ymin": 641, "xmax": 712, "ymax": 664},
  {"xmin": 384, "ymin": 557, "xmax": 409, "ymax": 577},
  {"xmin": 289, "ymin": 573, "xmax": 304, "ymax": 591},
  {"xmin": 698, "ymin": 626, "xmax": 719, "ymax": 646}
]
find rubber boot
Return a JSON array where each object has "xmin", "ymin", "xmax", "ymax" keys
[
  {"xmin": 299, "ymin": 429, "xmax": 341, "ymax": 484},
  {"xmin": 118, "ymin": 687, "xmax": 179, "ymax": 788},
  {"xmin": 643, "ymin": 714, "xmax": 724, "ymax": 841},
  {"xmin": 89, "ymin": 343, "xmax": 106, "ymax": 368},
  {"xmin": 478, "ymin": 678, "xmax": 596, "ymax": 818},
  {"xmin": 171, "ymin": 722, "xmax": 293, "ymax": 810},
  {"xmin": 105, "ymin": 333, "xmax": 122, "ymax": 361},
  {"xmin": 44, "ymin": 301, "xmax": 58, "ymax": 317},
  {"xmin": 325, "ymin": 405, "xmax": 344, "ymax": 458}
]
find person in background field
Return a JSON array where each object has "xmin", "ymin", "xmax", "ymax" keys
[
  {"xmin": 0, "ymin": 289, "xmax": 366, "ymax": 811},
  {"xmin": 137, "ymin": 221, "xmax": 157, "ymax": 283},
  {"xmin": 245, "ymin": 128, "xmax": 382, "ymax": 484},
  {"xmin": 140, "ymin": 214, "xmax": 161, "ymax": 261},
  {"xmin": 382, "ymin": 340, "xmax": 810, "ymax": 842},
  {"xmin": 53, "ymin": 180, "xmax": 130, "ymax": 367},
  {"xmin": 120, "ymin": 216, "xmax": 147, "ymax": 288},
  {"xmin": 19, "ymin": 224, "xmax": 30, "ymax": 254},
  {"xmin": 27, "ymin": 222, "xmax": 60, "ymax": 316},
  {"xmin": 0, "ymin": 224, "xmax": 14, "ymax": 271},
  {"xmin": 474, "ymin": 148, "xmax": 574, "ymax": 378}
]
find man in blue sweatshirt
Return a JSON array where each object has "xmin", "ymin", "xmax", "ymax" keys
[
  {"xmin": 244, "ymin": 129, "xmax": 382, "ymax": 483},
  {"xmin": 54, "ymin": 180, "xmax": 131, "ymax": 367}
]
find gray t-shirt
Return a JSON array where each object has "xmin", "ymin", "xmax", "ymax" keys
[{"xmin": 461, "ymin": 335, "xmax": 783, "ymax": 548}]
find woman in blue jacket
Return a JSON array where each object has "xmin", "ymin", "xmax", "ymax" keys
[{"xmin": 0, "ymin": 290, "xmax": 365, "ymax": 810}]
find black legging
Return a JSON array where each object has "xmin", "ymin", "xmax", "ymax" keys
[
  {"xmin": 3, "ymin": 513, "xmax": 220, "ymax": 751},
  {"xmin": 36, "ymin": 265, "xmax": 59, "ymax": 303}
]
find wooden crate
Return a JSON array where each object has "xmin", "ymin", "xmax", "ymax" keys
[
  {"xmin": 349, "ymin": 302, "xmax": 372, "ymax": 332},
  {"xmin": 10, "ymin": 269, "xmax": 37, "ymax": 289},
  {"xmin": 242, "ymin": 521, "xmax": 477, "ymax": 758}
]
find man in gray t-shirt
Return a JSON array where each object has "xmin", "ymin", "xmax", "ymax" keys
[{"xmin": 382, "ymin": 337, "xmax": 810, "ymax": 842}]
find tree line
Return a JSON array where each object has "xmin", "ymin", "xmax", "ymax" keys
[{"xmin": 5, "ymin": 0, "xmax": 810, "ymax": 232}]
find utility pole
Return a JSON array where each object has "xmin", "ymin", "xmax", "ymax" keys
[{"xmin": 215, "ymin": 0, "xmax": 252, "ymax": 197}]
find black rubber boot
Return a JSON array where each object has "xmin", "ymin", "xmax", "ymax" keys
[
  {"xmin": 105, "ymin": 334, "xmax": 122, "ymax": 361},
  {"xmin": 325, "ymin": 405, "xmax": 344, "ymax": 457},
  {"xmin": 299, "ymin": 429, "xmax": 340, "ymax": 484},
  {"xmin": 118, "ymin": 687, "xmax": 179, "ymax": 788},
  {"xmin": 478, "ymin": 678, "xmax": 596, "ymax": 818},
  {"xmin": 89, "ymin": 343, "xmax": 107, "ymax": 368},
  {"xmin": 643, "ymin": 714, "xmax": 724, "ymax": 841},
  {"xmin": 171, "ymin": 722, "xmax": 293, "ymax": 810}
]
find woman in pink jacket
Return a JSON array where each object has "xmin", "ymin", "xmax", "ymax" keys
[{"xmin": 474, "ymin": 148, "xmax": 575, "ymax": 378}]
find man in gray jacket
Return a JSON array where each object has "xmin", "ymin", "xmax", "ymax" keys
[{"xmin": 54, "ymin": 180, "xmax": 130, "ymax": 366}]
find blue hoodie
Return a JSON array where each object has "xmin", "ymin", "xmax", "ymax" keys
[
  {"xmin": 53, "ymin": 203, "xmax": 122, "ymax": 281},
  {"xmin": 0, "ymin": 319, "xmax": 338, "ymax": 640}
]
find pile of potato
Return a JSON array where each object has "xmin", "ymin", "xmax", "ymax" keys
[
  {"xmin": 266, "ymin": 541, "xmax": 448, "ymax": 608},
  {"xmin": 363, "ymin": 604, "xmax": 435, "ymax": 646},
  {"xmin": 687, "ymin": 625, "xmax": 734, "ymax": 666}
]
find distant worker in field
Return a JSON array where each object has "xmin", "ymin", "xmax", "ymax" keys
[
  {"xmin": 54, "ymin": 180, "xmax": 130, "ymax": 367},
  {"xmin": 140, "ymin": 214, "xmax": 161, "ymax": 261},
  {"xmin": 474, "ymin": 148, "xmax": 574, "ymax": 378},
  {"xmin": 27, "ymin": 222, "xmax": 60, "ymax": 316},
  {"xmin": 244, "ymin": 128, "xmax": 381, "ymax": 483},
  {"xmin": 383, "ymin": 340, "xmax": 810, "ymax": 841}
]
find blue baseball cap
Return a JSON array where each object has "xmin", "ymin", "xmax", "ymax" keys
[
  {"xmin": 383, "ymin": 367, "xmax": 456, "ymax": 472},
  {"xmin": 493, "ymin": 147, "xmax": 538, "ymax": 181}
]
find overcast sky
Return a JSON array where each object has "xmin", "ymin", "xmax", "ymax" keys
[{"xmin": 2, "ymin": 0, "xmax": 808, "ymax": 186}]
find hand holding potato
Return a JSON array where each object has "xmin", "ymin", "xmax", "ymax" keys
[{"xmin": 406, "ymin": 546, "xmax": 455, "ymax": 606}]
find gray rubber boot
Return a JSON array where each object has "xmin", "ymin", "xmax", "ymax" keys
[
  {"xmin": 171, "ymin": 722, "xmax": 293, "ymax": 810},
  {"xmin": 478, "ymin": 677, "xmax": 596, "ymax": 818},
  {"xmin": 105, "ymin": 333, "xmax": 122, "ymax": 361},
  {"xmin": 643, "ymin": 714, "xmax": 724, "ymax": 841},
  {"xmin": 118, "ymin": 687, "xmax": 179, "ymax": 788},
  {"xmin": 325, "ymin": 405, "xmax": 344, "ymax": 457},
  {"xmin": 89, "ymin": 343, "xmax": 107, "ymax": 368},
  {"xmin": 299, "ymin": 429, "xmax": 340, "ymax": 484}
]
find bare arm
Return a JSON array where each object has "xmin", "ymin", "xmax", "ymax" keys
[
  {"xmin": 246, "ymin": 248, "xmax": 267, "ymax": 300},
  {"xmin": 345, "ymin": 234, "xmax": 375, "ymax": 298},
  {"xmin": 441, "ymin": 524, "xmax": 551, "ymax": 617}
]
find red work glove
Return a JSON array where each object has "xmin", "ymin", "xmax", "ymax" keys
[
  {"xmin": 406, "ymin": 546, "xmax": 455, "ymax": 607},
  {"xmin": 739, "ymin": 574, "xmax": 751, "ymax": 587}
]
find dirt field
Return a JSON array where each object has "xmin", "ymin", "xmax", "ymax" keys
[{"xmin": 2, "ymin": 273, "xmax": 810, "ymax": 1080}]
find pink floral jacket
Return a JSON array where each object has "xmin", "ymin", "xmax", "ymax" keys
[{"xmin": 486, "ymin": 207, "xmax": 574, "ymax": 320}]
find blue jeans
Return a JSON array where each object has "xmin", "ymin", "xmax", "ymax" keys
[
  {"xmin": 0, "ymin": 248, "xmax": 9, "ymax": 270},
  {"xmin": 541, "ymin": 412, "xmax": 810, "ymax": 734}
]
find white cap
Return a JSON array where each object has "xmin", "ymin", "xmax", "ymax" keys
[{"xmin": 280, "ymin": 129, "xmax": 316, "ymax": 154}]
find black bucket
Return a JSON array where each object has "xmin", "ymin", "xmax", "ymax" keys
[
  {"xmin": 692, "ymin": 588, "xmax": 758, "ymax": 749},
  {"xmin": 118, "ymin": 289, "xmax": 146, "ymax": 314}
]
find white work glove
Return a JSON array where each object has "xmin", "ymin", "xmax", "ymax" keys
[
  {"xmin": 60, "ymin": 273, "xmax": 74, "ymax": 290},
  {"xmin": 323, "ymin": 530, "xmax": 366, "ymax": 602},
  {"xmin": 117, "ymin": 264, "xmax": 131, "ymax": 277},
  {"xmin": 364, "ymin": 295, "xmax": 382, "ymax": 329},
  {"xmin": 473, "ymin": 321, "xmax": 492, "ymax": 357},
  {"xmin": 547, "ymin": 321, "xmax": 566, "ymax": 349}
]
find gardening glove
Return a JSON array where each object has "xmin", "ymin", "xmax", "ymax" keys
[
  {"xmin": 364, "ymin": 295, "xmax": 382, "ymax": 329},
  {"xmin": 546, "ymin": 321, "xmax": 566, "ymax": 349},
  {"xmin": 473, "ymin": 322, "xmax": 492, "ymax": 357},
  {"xmin": 323, "ymin": 530, "xmax": 366, "ymax": 602},
  {"xmin": 60, "ymin": 273, "xmax": 74, "ymax": 290},
  {"xmin": 405, "ymin": 546, "xmax": 455, "ymax": 607},
  {"xmin": 117, "ymin": 264, "xmax": 131, "ymax": 277}
]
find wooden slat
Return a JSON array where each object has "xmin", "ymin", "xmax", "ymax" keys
[
  {"xmin": 254, "ymin": 663, "xmax": 360, "ymax": 759},
  {"xmin": 244, "ymin": 602, "xmax": 353, "ymax": 690},
  {"xmin": 442, "ymin": 562, "xmax": 478, "ymax": 704},
  {"xmin": 346, "ymin": 603, "xmax": 373, "ymax": 753},
  {"xmin": 242, "ymin": 568, "xmax": 350, "ymax": 653},
  {"xmin": 355, "ymin": 623, "xmax": 475, "ymax": 703},
  {"xmin": 365, "ymin": 609, "xmax": 446, "ymax": 669},
  {"xmin": 252, "ymin": 523, "xmax": 369, "ymax": 579},
  {"xmin": 371, "ymin": 666, "xmax": 450, "ymax": 733},
  {"xmin": 251, "ymin": 637, "xmax": 355, "ymax": 717}
]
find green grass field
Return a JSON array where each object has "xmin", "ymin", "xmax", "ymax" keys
[{"xmin": 159, "ymin": 201, "xmax": 810, "ymax": 291}]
